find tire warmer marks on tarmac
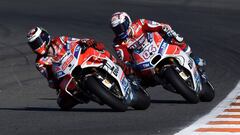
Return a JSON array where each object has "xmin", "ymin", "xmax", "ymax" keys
[{"xmin": 175, "ymin": 81, "xmax": 240, "ymax": 135}]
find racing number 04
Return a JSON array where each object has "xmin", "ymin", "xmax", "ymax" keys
[{"xmin": 143, "ymin": 45, "xmax": 157, "ymax": 59}]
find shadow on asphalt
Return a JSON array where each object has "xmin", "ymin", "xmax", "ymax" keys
[
  {"xmin": 151, "ymin": 99, "xmax": 190, "ymax": 104},
  {"xmin": 38, "ymin": 97, "xmax": 57, "ymax": 100},
  {"xmin": 0, "ymin": 107, "xmax": 121, "ymax": 112}
]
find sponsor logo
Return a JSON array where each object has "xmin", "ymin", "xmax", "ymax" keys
[
  {"xmin": 56, "ymin": 71, "xmax": 65, "ymax": 78},
  {"xmin": 62, "ymin": 55, "xmax": 74, "ymax": 70},
  {"xmin": 147, "ymin": 33, "xmax": 153, "ymax": 42},
  {"xmin": 113, "ymin": 66, "xmax": 119, "ymax": 77},
  {"xmin": 136, "ymin": 62, "xmax": 152, "ymax": 70},
  {"xmin": 188, "ymin": 59, "xmax": 193, "ymax": 69},
  {"xmin": 143, "ymin": 63, "xmax": 150, "ymax": 68},
  {"xmin": 121, "ymin": 77, "xmax": 129, "ymax": 92},
  {"xmin": 158, "ymin": 41, "xmax": 168, "ymax": 54},
  {"xmin": 74, "ymin": 46, "xmax": 81, "ymax": 58},
  {"xmin": 138, "ymin": 35, "xmax": 146, "ymax": 45}
]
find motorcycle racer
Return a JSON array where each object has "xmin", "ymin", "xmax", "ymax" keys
[
  {"xmin": 27, "ymin": 27, "xmax": 144, "ymax": 110},
  {"xmin": 110, "ymin": 12, "xmax": 206, "ymax": 75},
  {"xmin": 27, "ymin": 27, "xmax": 117, "ymax": 109}
]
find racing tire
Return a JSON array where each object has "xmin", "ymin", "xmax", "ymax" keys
[
  {"xmin": 199, "ymin": 81, "xmax": 215, "ymax": 102},
  {"xmin": 57, "ymin": 94, "xmax": 79, "ymax": 111},
  {"xmin": 85, "ymin": 76, "xmax": 128, "ymax": 112},
  {"xmin": 131, "ymin": 88, "xmax": 151, "ymax": 110},
  {"xmin": 164, "ymin": 67, "xmax": 199, "ymax": 103}
]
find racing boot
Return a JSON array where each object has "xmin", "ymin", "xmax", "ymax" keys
[
  {"xmin": 191, "ymin": 55, "xmax": 208, "ymax": 82},
  {"xmin": 193, "ymin": 56, "xmax": 207, "ymax": 67}
]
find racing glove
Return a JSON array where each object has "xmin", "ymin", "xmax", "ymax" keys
[
  {"xmin": 94, "ymin": 42, "xmax": 105, "ymax": 51},
  {"xmin": 79, "ymin": 38, "xmax": 96, "ymax": 47},
  {"xmin": 162, "ymin": 25, "xmax": 183, "ymax": 43},
  {"xmin": 79, "ymin": 39, "xmax": 105, "ymax": 51}
]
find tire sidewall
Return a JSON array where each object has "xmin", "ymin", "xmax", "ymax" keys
[{"xmin": 85, "ymin": 76, "xmax": 128, "ymax": 111}]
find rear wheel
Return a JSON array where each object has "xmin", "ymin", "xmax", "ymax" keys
[
  {"xmin": 164, "ymin": 67, "xmax": 199, "ymax": 103},
  {"xmin": 85, "ymin": 76, "xmax": 128, "ymax": 112}
]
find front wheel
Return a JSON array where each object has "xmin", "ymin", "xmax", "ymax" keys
[
  {"xmin": 164, "ymin": 67, "xmax": 199, "ymax": 103},
  {"xmin": 85, "ymin": 76, "xmax": 128, "ymax": 112},
  {"xmin": 199, "ymin": 81, "xmax": 215, "ymax": 102},
  {"xmin": 131, "ymin": 88, "xmax": 151, "ymax": 110},
  {"xmin": 57, "ymin": 92, "xmax": 79, "ymax": 111}
]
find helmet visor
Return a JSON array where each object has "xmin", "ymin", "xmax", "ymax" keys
[
  {"xmin": 112, "ymin": 19, "xmax": 130, "ymax": 36},
  {"xmin": 28, "ymin": 37, "xmax": 44, "ymax": 50},
  {"xmin": 112, "ymin": 24, "xmax": 126, "ymax": 35}
]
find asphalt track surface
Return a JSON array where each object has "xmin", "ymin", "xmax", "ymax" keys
[{"xmin": 0, "ymin": 0, "xmax": 239, "ymax": 135}]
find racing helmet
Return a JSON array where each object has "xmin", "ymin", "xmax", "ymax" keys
[
  {"xmin": 27, "ymin": 27, "xmax": 50, "ymax": 55},
  {"xmin": 110, "ymin": 12, "xmax": 132, "ymax": 40}
]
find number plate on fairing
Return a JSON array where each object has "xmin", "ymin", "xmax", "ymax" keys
[
  {"xmin": 53, "ymin": 52, "xmax": 78, "ymax": 79},
  {"xmin": 134, "ymin": 34, "xmax": 157, "ymax": 60},
  {"xmin": 133, "ymin": 34, "xmax": 159, "ymax": 70}
]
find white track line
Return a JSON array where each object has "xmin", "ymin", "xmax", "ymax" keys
[
  {"xmin": 229, "ymin": 106, "xmax": 240, "ymax": 109},
  {"xmin": 214, "ymin": 118, "xmax": 240, "ymax": 121},
  {"xmin": 221, "ymin": 112, "xmax": 240, "ymax": 115},
  {"xmin": 200, "ymin": 125, "xmax": 240, "ymax": 128},
  {"xmin": 190, "ymin": 132, "xmax": 240, "ymax": 135},
  {"xmin": 175, "ymin": 81, "xmax": 240, "ymax": 135}
]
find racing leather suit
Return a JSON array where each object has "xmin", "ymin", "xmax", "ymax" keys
[
  {"xmin": 113, "ymin": 19, "xmax": 191, "ymax": 66},
  {"xmin": 36, "ymin": 36, "xmax": 114, "ymax": 89}
]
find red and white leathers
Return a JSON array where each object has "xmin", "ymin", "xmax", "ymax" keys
[
  {"xmin": 113, "ymin": 19, "xmax": 192, "ymax": 65},
  {"xmin": 36, "ymin": 36, "xmax": 114, "ymax": 89}
]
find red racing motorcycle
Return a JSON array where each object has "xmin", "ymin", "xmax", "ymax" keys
[
  {"xmin": 52, "ymin": 41, "xmax": 150, "ymax": 111},
  {"xmin": 131, "ymin": 32, "xmax": 214, "ymax": 103}
]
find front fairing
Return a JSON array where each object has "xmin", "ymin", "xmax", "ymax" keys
[
  {"xmin": 132, "ymin": 32, "xmax": 202, "ymax": 92},
  {"xmin": 132, "ymin": 32, "xmax": 167, "ymax": 71}
]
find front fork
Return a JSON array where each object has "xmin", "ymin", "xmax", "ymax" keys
[
  {"xmin": 59, "ymin": 75, "xmax": 84, "ymax": 103},
  {"xmin": 59, "ymin": 73, "xmax": 99, "ymax": 104},
  {"xmin": 96, "ymin": 73, "xmax": 134, "ymax": 105},
  {"xmin": 154, "ymin": 59, "xmax": 195, "ymax": 93}
]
